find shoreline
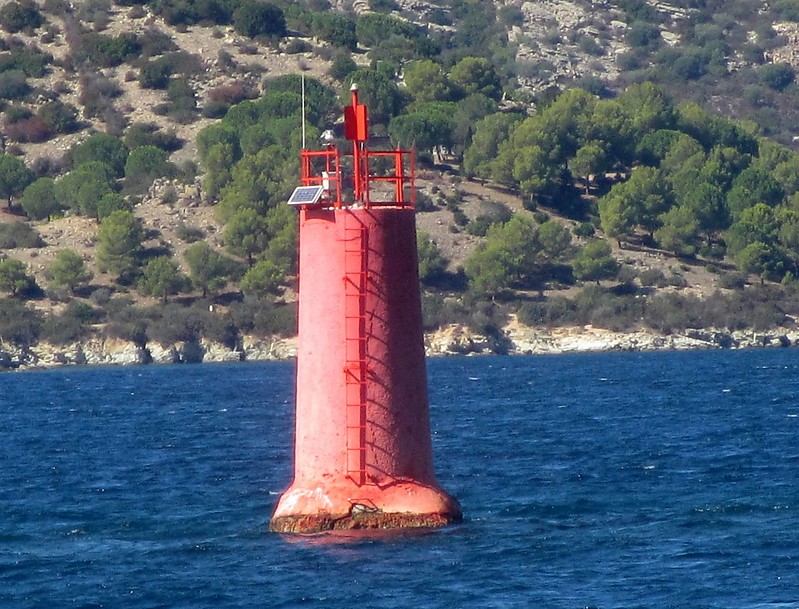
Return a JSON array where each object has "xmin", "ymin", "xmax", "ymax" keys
[{"xmin": 2, "ymin": 322, "xmax": 798, "ymax": 371}]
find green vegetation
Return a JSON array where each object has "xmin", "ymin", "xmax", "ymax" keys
[
  {"xmin": 67, "ymin": 133, "xmax": 129, "ymax": 178},
  {"xmin": 6, "ymin": 0, "xmax": 799, "ymax": 360},
  {"xmin": 0, "ymin": 258, "xmax": 35, "ymax": 297},
  {"xmin": 184, "ymin": 242, "xmax": 235, "ymax": 298},
  {"xmin": 0, "ymin": 297, "xmax": 41, "ymax": 346},
  {"xmin": 572, "ymin": 239, "xmax": 618, "ymax": 284},
  {"xmin": 233, "ymin": 2, "xmax": 286, "ymax": 39},
  {"xmin": 47, "ymin": 250, "xmax": 93, "ymax": 295},
  {"xmin": 0, "ymin": 1, "xmax": 44, "ymax": 33},
  {"xmin": 96, "ymin": 210, "xmax": 144, "ymax": 280},
  {"xmin": 20, "ymin": 178, "xmax": 61, "ymax": 220},
  {"xmin": 0, "ymin": 154, "xmax": 34, "ymax": 209},
  {"xmin": 0, "ymin": 222, "xmax": 42, "ymax": 248},
  {"xmin": 138, "ymin": 256, "xmax": 189, "ymax": 303},
  {"xmin": 124, "ymin": 146, "xmax": 176, "ymax": 193}
]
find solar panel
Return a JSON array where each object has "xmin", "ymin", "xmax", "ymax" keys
[{"xmin": 287, "ymin": 185, "xmax": 324, "ymax": 206}]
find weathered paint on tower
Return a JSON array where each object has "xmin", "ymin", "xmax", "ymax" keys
[{"xmin": 269, "ymin": 86, "xmax": 462, "ymax": 533}]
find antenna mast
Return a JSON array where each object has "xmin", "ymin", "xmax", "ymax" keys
[{"xmin": 301, "ymin": 73, "xmax": 306, "ymax": 149}]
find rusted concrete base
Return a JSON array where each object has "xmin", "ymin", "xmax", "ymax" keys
[
  {"xmin": 270, "ymin": 510, "xmax": 462, "ymax": 534},
  {"xmin": 270, "ymin": 479, "xmax": 462, "ymax": 534}
]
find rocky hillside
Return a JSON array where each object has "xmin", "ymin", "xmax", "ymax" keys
[{"xmin": 4, "ymin": 0, "xmax": 799, "ymax": 368}]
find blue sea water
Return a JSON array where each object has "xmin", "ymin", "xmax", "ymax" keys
[{"xmin": 1, "ymin": 349, "xmax": 798, "ymax": 609}]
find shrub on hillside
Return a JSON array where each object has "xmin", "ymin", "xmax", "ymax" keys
[
  {"xmin": 78, "ymin": 72, "xmax": 122, "ymax": 119},
  {"xmin": 37, "ymin": 100, "xmax": 80, "ymax": 134},
  {"xmin": 718, "ymin": 271, "xmax": 746, "ymax": 289},
  {"xmin": 233, "ymin": 2, "xmax": 286, "ymax": 39},
  {"xmin": 155, "ymin": 51, "xmax": 203, "ymax": 78},
  {"xmin": 421, "ymin": 292, "xmax": 470, "ymax": 331},
  {"xmin": 176, "ymin": 222, "xmax": 205, "ymax": 243},
  {"xmin": 773, "ymin": 0, "xmax": 799, "ymax": 22},
  {"xmin": 42, "ymin": 0, "xmax": 70, "ymax": 15},
  {"xmin": 76, "ymin": 0, "xmax": 112, "ymax": 28},
  {"xmin": 138, "ymin": 256, "xmax": 189, "ymax": 303},
  {"xmin": 466, "ymin": 202, "xmax": 512, "ymax": 237},
  {"xmin": 312, "ymin": 13, "xmax": 357, "ymax": 50},
  {"xmin": 141, "ymin": 52, "xmax": 201, "ymax": 101},
  {"xmin": 102, "ymin": 298, "xmax": 148, "ymax": 346},
  {"xmin": 0, "ymin": 297, "xmax": 41, "ymax": 346},
  {"xmin": 0, "ymin": 47, "xmax": 52, "ymax": 77},
  {"xmin": 229, "ymin": 297, "xmax": 297, "ymax": 337},
  {"xmin": 0, "ymin": 1, "xmax": 44, "ymax": 33},
  {"xmin": 0, "ymin": 257, "xmax": 36, "ymax": 297},
  {"xmin": 207, "ymin": 82, "xmax": 255, "ymax": 106},
  {"xmin": 517, "ymin": 296, "xmax": 577, "ymax": 328},
  {"xmin": 164, "ymin": 78, "xmax": 198, "ymax": 123},
  {"xmin": 570, "ymin": 285, "xmax": 645, "ymax": 332},
  {"xmin": 0, "ymin": 222, "xmax": 43, "ymax": 248},
  {"xmin": 759, "ymin": 62, "xmax": 795, "ymax": 91},
  {"xmin": 284, "ymin": 39, "xmax": 311, "ymax": 54},
  {"xmin": 643, "ymin": 291, "xmax": 705, "ymax": 333},
  {"xmin": 30, "ymin": 156, "xmax": 64, "ymax": 178},
  {"xmin": 626, "ymin": 21, "xmax": 661, "ymax": 50},
  {"xmin": 138, "ymin": 59, "xmax": 171, "ymax": 89},
  {"xmin": 4, "ymin": 114, "xmax": 49, "ymax": 142},
  {"xmin": 417, "ymin": 232, "xmax": 448, "ymax": 286},
  {"xmin": 47, "ymin": 249, "xmax": 93, "ymax": 294},
  {"xmin": 20, "ymin": 177, "xmax": 62, "ymax": 220},
  {"xmin": 138, "ymin": 27, "xmax": 178, "ymax": 57},
  {"xmin": 573, "ymin": 221, "xmax": 595, "ymax": 238},
  {"xmin": 124, "ymin": 145, "xmax": 176, "ymax": 193},
  {"xmin": 0, "ymin": 70, "xmax": 30, "ymax": 100},
  {"xmin": 150, "ymin": 0, "xmax": 234, "ymax": 26},
  {"xmin": 145, "ymin": 302, "xmax": 236, "ymax": 348},
  {"xmin": 328, "ymin": 53, "xmax": 358, "ymax": 81},
  {"xmin": 55, "ymin": 161, "xmax": 116, "ymax": 217},
  {"xmin": 201, "ymin": 101, "xmax": 228, "ymax": 119},
  {"xmin": 67, "ymin": 133, "xmax": 128, "ymax": 177},
  {"xmin": 72, "ymin": 32, "xmax": 142, "ymax": 68},
  {"xmin": 124, "ymin": 122, "xmax": 182, "ymax": 152},
  {"xmin": 96, "ymin": 192, "xmax": 131, "ymax": 220},
  {"xmin": 40, "ymin": 301, "xmax": 102, "ymax": 344},
  {"xmin": 2, "ymin": 105, "xmax": 32, "ymax": 125}
]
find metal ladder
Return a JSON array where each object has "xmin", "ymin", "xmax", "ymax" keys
[{"xmin": 343, "ymin": 213, "xmax": 368, "ymax": 486}]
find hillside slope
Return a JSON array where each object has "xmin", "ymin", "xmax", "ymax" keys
[{"xmin": 3, "ymin": 0, "xmax": 799, "ymax": 366}]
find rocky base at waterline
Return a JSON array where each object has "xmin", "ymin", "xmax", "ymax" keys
[{"xmin": 2, "ymin": 324, "xmax": 798, "ymax": 370}]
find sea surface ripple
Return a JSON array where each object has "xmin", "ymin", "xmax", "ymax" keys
[{"xmin": 1, "ymin": 350, "xmax": 798, "ymax": 608}]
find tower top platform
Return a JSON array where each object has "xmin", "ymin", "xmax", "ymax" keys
[{"xmin": 288, "ymin": 86, "xmax": 416, "ymax": 210}]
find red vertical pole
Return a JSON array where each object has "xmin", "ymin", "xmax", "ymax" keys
[
  {"xmin": 351, "ymin": 87, "xmax": 362, "ymax": 205},
  {"xmin": 395, "ymin": 147, "xmax": 404, "ymax": 205}
]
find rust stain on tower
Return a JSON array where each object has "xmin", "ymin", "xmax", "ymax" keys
[{"xmin": 269, "ymin": 85, "xmax": 462, "ymax": 533}]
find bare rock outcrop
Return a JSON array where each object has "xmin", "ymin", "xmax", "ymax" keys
[
  {"xmin": 240, "ymin": 336, "xmax": 298, "ymax": 361},
  {"xmin": 5, "ymin": 322, "xmax": 799, "ymax": 372}
]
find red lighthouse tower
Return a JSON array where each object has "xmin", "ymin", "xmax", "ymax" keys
[{"xmin": 269, "ymin": 86, "xmax": 462, "ymax": 533}]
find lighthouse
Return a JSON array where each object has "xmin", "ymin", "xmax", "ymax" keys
[{"xmin": 269, "ymin": 86, "xmax": 462, "ymax": 533}]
